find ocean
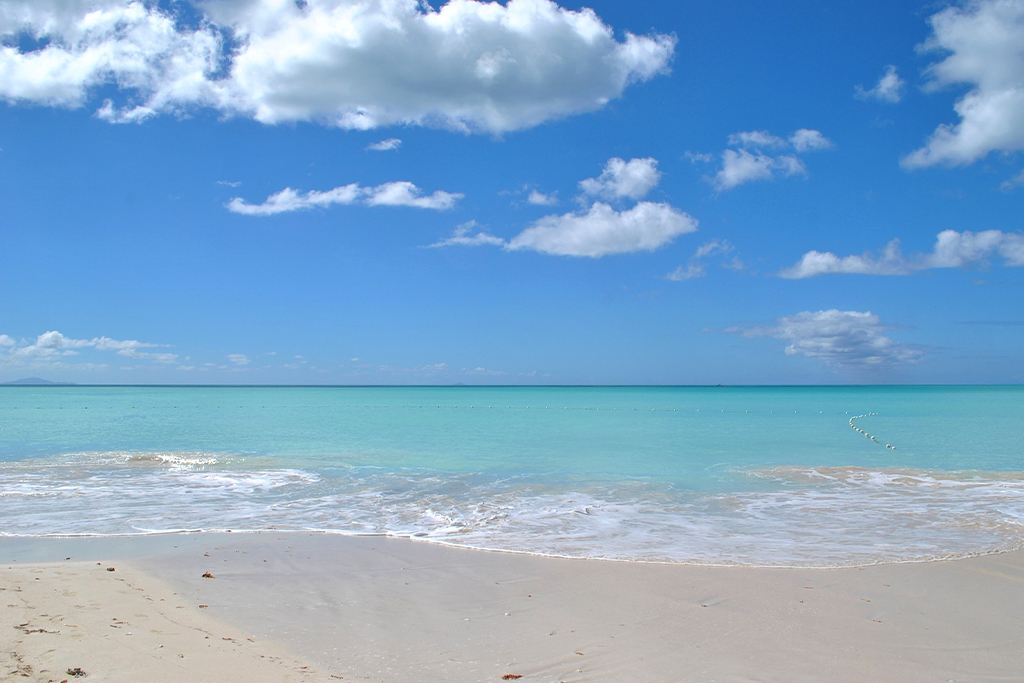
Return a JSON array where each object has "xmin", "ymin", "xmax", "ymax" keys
[{"xmin": 1, "ymin": 385, "xmax": 1021, "ymax": 567}]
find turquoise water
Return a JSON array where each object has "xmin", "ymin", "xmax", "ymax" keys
[{"xmin": 1, "ymin": 386, "xmax": 1022, "ymax": 566}]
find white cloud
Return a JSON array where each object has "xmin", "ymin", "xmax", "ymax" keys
[
  {"xmin": 923, "ymin": 229, "xmax": 1024, "ymax": 268},
  {"xmin": 366, "ymin": 138, "xmax": 401, "ymax": 151},
  {"xmin": 506, "ymin": 201, "xmax": 696, "ymax": 257},
  {"xmin": 227, "ymin": 184, "xmax": 361, "ymax": 215},
  {"xmin": 363, "ymin": 181, "xmax": 462, "ymax": 210},
  {"xmin": 789, "ymin": 128, "xmax": 834, "ymax": 152},
  {"xmin": 666, "ymin": 263, "xmax": 706, "ymax": 281},
  {"xmin": 227, "ymin": 181, "xmax": 460, "ymax": 215},
  {"xmin": 216, "ymin": 180, "xmax": 242, "ymax": 188},
  {"xmin": 0, "ymin": 330, "xmax": 176, "ymax": 367},
  {"xmin": 728, "ymin": 130, "xmax": 786, "ymax": 149},
  {"xmin": 1001, "ymin": 168, "xmax": 1024, "ymax": 191},
  {"xmin": 579, "ymin": 157, "xmax": 661, "ymax": 200},
  {"xmin": 729, "ymin": 310, "xmax": 922, "ymax": 369},
  {"xmin": 780, "ymin": 239, "xmax": 910, "ymax": 278},
  {"xmin": 0, "ymin": 0, "xmax": 675, "ymax": 134},
  {"xmin": 228, "ymin": 353, "xmax": 250, "ymax": 365},
  {"xmin": 903, "ymin": 0, "xmax": 1024, "ymax": 168},
  {"xmin": 0, "ymin": 1, "xmax": 220, "ymax": 113},
  {"xmin": 431, "ymin": 157, "xmax": 694, "ymax": 257},
  {"xmin": 780, "ymin": 230, "xmax": 1024, "ymax": 278},
  {"xmin": 708, "ymin": 128, "xmax": 831, "ymax": 191},
  {"xmin": 855, "ymin": 65, "xmax": 905, "ymax": 103},
  {"xmin": 427, "ymin": 220, "xmax": 505, "ymax": 248},
  {"xmin": 666, "ymin": 239, "xmax": 740, "ymax": 280},
  {"xmin": 713, "ymin": 149, "xmax": 805, "ymax": 191},
  {"xmin": 527, "ymin": 189, "xmax": 558, "ymax": 206}
]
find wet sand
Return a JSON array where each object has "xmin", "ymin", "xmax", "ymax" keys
[{"xmin": 3, "ymin": 533, "xmax": 1023, "ymax": 682}]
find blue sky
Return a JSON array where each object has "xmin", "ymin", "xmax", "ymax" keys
[{"xmin": 0, "ymin": 0, "xmax": 1021, "ymax": 385}]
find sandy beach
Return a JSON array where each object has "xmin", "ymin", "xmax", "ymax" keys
[{"xmin": 3, "ymin": 533, "xmax": 1022, "ymax": 682}]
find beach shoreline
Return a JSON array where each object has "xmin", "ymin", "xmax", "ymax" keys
[{"xmin": 4, "ymin": 532, "xmax": 1022, "ymax": 682}]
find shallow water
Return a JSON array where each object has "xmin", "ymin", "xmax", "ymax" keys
[{"xmin": 1, "ymin": 386, "xmax": 1021, "ymax": 566}]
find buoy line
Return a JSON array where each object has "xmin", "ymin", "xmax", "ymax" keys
[{"xmin": 849, "ymin": 412, "xmax": 895, "ymax": 449}]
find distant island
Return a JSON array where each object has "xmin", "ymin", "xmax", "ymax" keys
[{"xmin": 1, "ymin": 377, "xmax": 76, "ymax": 386}]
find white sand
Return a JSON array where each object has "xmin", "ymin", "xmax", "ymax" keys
[
  {"xmin": 4, "ymin": 533, "xmax": 1023, "ymax": 682},
  {"xmin": 0, "ymin": 554, "xmax": 340, "ymax": 682}
]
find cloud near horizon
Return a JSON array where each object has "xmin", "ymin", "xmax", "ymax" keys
[
  {"xmin": 0, "ymin": 0, "xmax": 675, "ymax": 134},
  {"xmin": 728, "ymin": 310, "xmax": 922, "ymax": 369},
  {"xmin": 0, "ymin": 330, "xmax": 177, "ymax": 368},
  {"xmin": 780, "ymin": 229, "xmax": 1024, "ymax": 278}
]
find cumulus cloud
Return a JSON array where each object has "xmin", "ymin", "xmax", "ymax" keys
[
  {"xmin": 923, "ymin": 229, "xmax": 1024, "ymax": 267},
  {"xmin": 433, "ymin": 156, "xmax": 695, "ymax": 257},
  {"xmin": 0, "ymin": 330, "xmax": 177, "ymax": 367},
  {"xmin": 227, "ymin": 353, "xmax": 250, "ymax": 365},
  {"xmin": 780, "ymin": 230, "xmax": 1024, "ymax": 278},
  {"xmin": 666, "ymin": 239, "xmax": 741, "ymax": 280},
  {"xmin": 855, "ymin": 65, "xmax": 905, "ymax": 103},
  {"xmin": 780, "ymin": 239, "xmax": 910, "ymax": 278},
  {"xmin": 427, "ymin": 220, "xmax": 505, "ymax": 248},
  {"xmin": 366, "ymin": 138, "xmax": 401, "ymax": 151},
  {"xmin": 713, "ymin": 149, "xmax": 805, "ymax": 191},
  {"xmin": 0, "ymin": 1, "xmax": 220, "ymax": 115},
  {"xmin": 364, "ymin": 181, "xmax": 462, "ymax": 210},
  {"xmin": 728, "ymin": 310, "xmax": 922, "ymax": 369},
  {"xmin": 506, "ymin": 201, "xmax": 696, "ymax": 257},
  {"xmin": 706, "ymin": 129, "xmax": 831, "ymax": 191},
  {"xmin": 227, "ymin": 181, "xmax": 460, "ymax": 215},
  {"xmin": 0, "ymin": 0, "xmax": 675, "ymax": 134},
  {"xmin": 903, "ymin": 0, "xmax": 1024, "ymax": 168},
  {"xmin": 579, "ymin": 157, "xmax": 661, "ymax": 200}
]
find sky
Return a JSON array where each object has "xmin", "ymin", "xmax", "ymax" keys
[{"xmin": 0, "ymin": 0, "xmax": 1021, "ymax": 385}]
